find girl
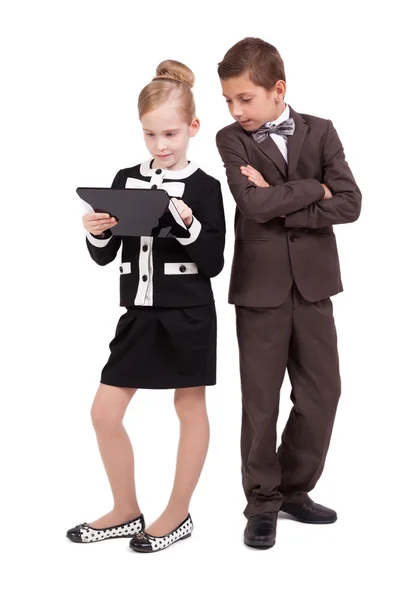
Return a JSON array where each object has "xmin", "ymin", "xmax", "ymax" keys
[{"xmin": 66, "ymin": 60, "xmax": 225, "ymax": 553}]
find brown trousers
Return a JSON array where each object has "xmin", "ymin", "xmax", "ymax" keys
[{"xmin": 236, "ymin": 285, "xmax": 341, "ymax": 518}]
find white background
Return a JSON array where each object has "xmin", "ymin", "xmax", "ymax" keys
[{"xmin": 2, "ymin": 0, "xmax": 399, "ymax": 598}]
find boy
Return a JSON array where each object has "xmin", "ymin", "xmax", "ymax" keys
[{"xmin": 216, "ymin": 38, "xmax": 361, "ymax": 549}]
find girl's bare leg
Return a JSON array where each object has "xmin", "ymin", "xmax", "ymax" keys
[
  {"xmin": 88, "ymin": 383, "xmax": 141, "ymax": 528},
  {"xmin": 146, "ymin": 386, "xmax": 209, "ymax": 535}
]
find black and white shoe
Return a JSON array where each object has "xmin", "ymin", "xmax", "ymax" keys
[
  {"xmin": 129, "ymin": 514, "xmax": 193, "ymax": 553},
  {"xmin": 66, "ymin": 514, "xmax": 145, "ymax": 543}
]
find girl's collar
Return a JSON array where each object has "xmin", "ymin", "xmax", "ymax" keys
[{"xmin": 140, "ymin": 158, "xmax": 199, "ymax": 180}]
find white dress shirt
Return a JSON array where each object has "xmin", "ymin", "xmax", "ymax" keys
[{"xmin": 264, "ymin": 103, "xmax": 290, "ymax": 163}]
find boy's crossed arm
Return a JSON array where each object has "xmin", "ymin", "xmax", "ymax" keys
[
  {"xmin": 239, "ymin": 164, "xmax": 333, "ymax": 218},
  {"xmin": 216, "ymin": 129, "xmax": 324, "ymax": 223},
  {"xmin": 216, "ymin": 120, "xmax": 361, "ymax": 228},
  {"xmin": 283, "ymin": 121, "xmax": 361, "ymax": 228}
]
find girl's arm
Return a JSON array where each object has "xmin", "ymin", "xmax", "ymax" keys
[
  {"xmin": 174, "ymin": 179, "xmax": 226, "ymax": 278},
  {"xmin": 85, "ymin": 171, "xmax": 122, "ymax": 266}
]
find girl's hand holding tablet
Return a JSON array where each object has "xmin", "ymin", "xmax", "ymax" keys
[
  {"xmin": 171, "ymin": 198, "xmax": 193, "ymax": 227},
  {"xmin": 82, "ymin": 212, "xmax": 118, "ymax": 237}
]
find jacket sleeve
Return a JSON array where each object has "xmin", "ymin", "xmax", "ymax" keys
[
  {"xmin": 284, "ymin": 120, "xmax": 362, "ymax": 229},
  {"xmin": 85, "ymin": 170, "xmax": 122, "ymax": 266},
  {"xmin": 174, "ymin": 179, "xmax": 226, "ymax": 278},
  {"xmin": 216, "ymin": 129, "xmax": 325, "ymax": 223}
]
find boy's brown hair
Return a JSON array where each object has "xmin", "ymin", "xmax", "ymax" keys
[{"xmin": 217, "ymin": 37, "xmax": 286, "ymax": 90}]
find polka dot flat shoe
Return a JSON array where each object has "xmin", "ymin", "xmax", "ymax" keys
[
  {"xmin": 129, "ymin": 514, "xmax": 193, "ymax": 553},
  {"xmin": 66, "ymin": 514, "xmax": 145, "ymax": 543}
]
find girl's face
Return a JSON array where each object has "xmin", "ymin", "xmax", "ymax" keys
[{"xmin": 141, "ymin": 101, "xmax": 200, "ymax": 171}]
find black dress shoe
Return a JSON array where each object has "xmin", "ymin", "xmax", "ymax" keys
[
  {"xmin": 244, "ymin": 513, "xmax": 277, "ymax": 549},
  {"xmin": 66, "ymin": 514, "xmax": 145, "ymax": 543},
  {"xmin": 129, "ymin": 514, "xmax": 193, "ymax": 553},
  {"xmin": 280, "ymin": 496, "xmax": 337, "ymax": 524}
]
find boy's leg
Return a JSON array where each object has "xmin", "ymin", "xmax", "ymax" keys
[
  {"xmin": 236, "ymin": 295, "xmax": 292, "ymax": 519},
  {"xmin": 278, "ymin": 286, "xmax": 341, "ymax": 501}
]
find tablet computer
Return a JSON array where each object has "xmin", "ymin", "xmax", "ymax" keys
[{"xmin": 76, "ymin": 187, "xmax": 190, "ymax": 238}]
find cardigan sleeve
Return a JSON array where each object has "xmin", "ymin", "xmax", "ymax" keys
[
  {"xmin": 174, "ymin": 179, "xmax": 226, "ymax": 278},
  {"xmin": 216, "ymin": 129, "xmax": 325, "ymax": 223},
  {"xmin": 283, "ymin": 120, "xmax": 362, "ymax": 228},
  {"xmin": 85, "ymin": 170, "xmax": 122, "ymax": 266}
]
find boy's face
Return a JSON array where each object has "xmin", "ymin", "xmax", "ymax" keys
[{"xmin": 220, "ymin": 72, "xmax": 285, "ymax": 132}]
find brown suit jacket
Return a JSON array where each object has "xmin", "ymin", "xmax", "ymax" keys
[{"xmin": 216, "ymin": 106, "xmax": 362, "ymax": 307}]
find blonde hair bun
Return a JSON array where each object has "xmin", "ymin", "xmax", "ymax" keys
[{"xmin": 153, "ymin": 60, "xmax": 195, "ymax": 89}]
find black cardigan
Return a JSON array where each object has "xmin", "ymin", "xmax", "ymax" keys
[{"xmin": 85, "ymin": 159, "xmax": 226, "ymax": 307}]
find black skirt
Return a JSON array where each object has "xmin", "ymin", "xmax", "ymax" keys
[{"xmin": 100, "ymin": 304, "xmax": 217, "ymax": 389}]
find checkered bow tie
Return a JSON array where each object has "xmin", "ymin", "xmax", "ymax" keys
[{"xmin": 251, "ymin": 118, "xmax": 295, "ymax": 143}]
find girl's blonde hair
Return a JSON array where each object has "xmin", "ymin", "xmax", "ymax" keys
[{"xmin": 138, "ymin": 60, "xmax": 196, "ymax": 125}]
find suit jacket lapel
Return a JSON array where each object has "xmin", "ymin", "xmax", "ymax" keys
[
  {"xmin": 249, "ymin": 132, "xmax": 288, "ymax": 178},
  {"xmin": 287, "ymin": 106, "xmax": 308, "ymax": 179}
]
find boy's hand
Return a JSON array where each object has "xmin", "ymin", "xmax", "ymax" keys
[
  {"xmin": 83, "ymin": 212, "xmax": 118, "ymax": 236},
  {"xmin": 240, "ymin": 165, "xmax": 286, "ymax": 216},
  {"xmin": 240, "ymin": 165, "xmax": 270, "ymax": 187},
  {"xmin": 321, "ymin": 184, "xmax": 333, "ymax": 200},
  {"xmin": 171, "ymin": 198, "xmax": 193, "ymax": 227}
]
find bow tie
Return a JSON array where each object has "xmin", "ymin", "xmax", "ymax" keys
[{"xmin": 251, "ymin": 117, "xmax": 295, "ymax": 143}]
